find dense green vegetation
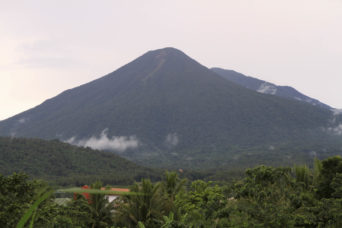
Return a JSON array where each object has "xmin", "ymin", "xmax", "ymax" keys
[
  {"xmin": 2, "ymin": 156, "xmax": 342, "ymax": 227},
  {"xmin": 139, "ymin": 140, "xmax": 342, "ymax": 170},
  {"xmin": 2, "ymin": 136, "xmax": 342, "ymax": 187},
  {"xmin": 0, "ymin": 137, "xmax": 160, "ymax": 186},
  {"xmin": 1, "ymin": 48, "xmax": 340, "ymax": 170}
]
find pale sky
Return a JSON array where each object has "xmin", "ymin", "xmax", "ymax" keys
[{"xmin": 1, "ymin": 0, "xmax": 341, "ymax": 120}]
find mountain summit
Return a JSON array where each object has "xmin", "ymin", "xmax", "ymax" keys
[{"xmin": 0, "ymin": 47, "xmax": 340, "ymax": 168}]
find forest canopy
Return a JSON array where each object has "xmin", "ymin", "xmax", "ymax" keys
[{"xmin": 2, "ymin": 156, "xmax": 342, "ymax": 227}]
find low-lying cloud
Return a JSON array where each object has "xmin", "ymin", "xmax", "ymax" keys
[
  {"xmin": 323, "ymin": 109, "xmax": 342, "ymax": 136},
  {"xmin": 65, "ymin": 129, "xmax": 139, "ymax": 152},
  {"xmin": 257, "ymin": 83, "xmax": 277, "ymax": 95},
  {"xmin": 18, "ymin": 118, "xmax": 26, "ymax": 123},
  {"xmin": 333, "ymin": 109, "xmax": 342, "ymax": 116},
  {"xmin": 325, "ymin": 124, "xmax": 342, "ymax": 136},
  {"xmin": 165, "ymin": 133, "xmax": 179, "ymax": 147}
]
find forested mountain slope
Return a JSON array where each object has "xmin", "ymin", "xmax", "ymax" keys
[
  {"xmin": 0, "ymin": 137, "xmax": 159, "ymax": 185},
  {"xmin": 0, "ymin": 48, "xmax": 340, "ymax": 168}
]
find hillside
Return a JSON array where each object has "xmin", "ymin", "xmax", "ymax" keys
[
  {"xmin": 211, "ymin": 67, "xmax": 330, "ymax": 109},
  {"xmin": 0, "ymin": 137, "xmax": 159, "ymax": 185},
  {"xmin": 0, "ymin": 47, "xmax": 340, "ymax": 169}
]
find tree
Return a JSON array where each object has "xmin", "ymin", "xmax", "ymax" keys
[
  {"xmin": 229, "ymin": 166, "xmax": 298, "ymax": 227},
  {"xmin": 87, "ymin": 181, "xmax": 115, "ymax": 228},
  {"xmin": 0, "ymin": 173, "xmax": 36, "ymax": 227},
  {"xmin": 115, "ymin": 179, "xmax": 162, "ymax": 227},
  {"xmin": 160, "ymin": 171, "xmax": 187, "ymax": 215},
  {"xmin": 316, "ymin": 156, "xmax": 342, "ymax": 199},
  {"xmin": 175, "ymin": 180, "xmax": 227, "ymax": 227}
]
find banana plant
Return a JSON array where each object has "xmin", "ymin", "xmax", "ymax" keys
[{"xmin": 16, "ymin": 186, "xmax": 53, "ymax": 228}]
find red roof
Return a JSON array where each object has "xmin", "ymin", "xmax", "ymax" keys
[
  {"xmin": 74, "ymin": 185, "xmax": 91, "ymax": 203},
  {"xmin": 74, "ymin": 186, "xmax": 130, "ymax": 203},
  {"xmin": 100, "ymin": 187, "xmax": 130, "ymax": 194}
]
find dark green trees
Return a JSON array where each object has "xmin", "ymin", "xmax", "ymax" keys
[
  {"xmin": 115, "ymin": 172, "xmax": 187, "ymax": 227},
  {"xmin": 229, "ymin": 166, "xmax": 298, "ymax": 227},
  {"xmin": 3, "ymin": 156, "xmax": 342, "ymax": 227},
  {"xmin": 160, "ymin": 171, "xmax": 186, "ymax": 214},
  {"xmin": 317, "ymin": 156, "xmax": 342, "ymax": 199},
  {"xmin": 88, "ymin": 181, "xmax": 115, "ymax": 228},
  {"xmin": 115, "ymin": 179, "xmax": 162, "ymax": 227},
  {"xmin": 0, "ymin": 173, "xmax": 35, "ymax": 227}
]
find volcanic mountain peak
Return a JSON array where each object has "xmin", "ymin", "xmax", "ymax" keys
[
  {"xmin": 0, "ymin": 47, "xmax": 340, "ymax": 169},
  {"xmin": 148, "ymin": 47, "xmax": 185, "ymax": 56},
  {"xmin": 103, "ymin": 47, "xmax": 204, "ymax": 84},
  {"xmin": 133, "ymin": 47, "xmax": 192, "ymax": 66}
]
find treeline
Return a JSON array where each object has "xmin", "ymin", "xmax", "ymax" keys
[{"xmin": 2, "ymin": 156, "xmax": 342, "ymax": 227}]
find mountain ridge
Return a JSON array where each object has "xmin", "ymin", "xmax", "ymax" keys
[
  {"xmin": 211, "ymin": 67, "xmax": 331, "ymax": 109},
  {"xmin": 0, "ymin": 47, "xmax": 340, "ymax": 169}
]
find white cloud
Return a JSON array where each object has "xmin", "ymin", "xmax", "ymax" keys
[
  {"xmin": 65, "ymin": 129, "xmax": 139, "ymax": 152},
  {"xmin": 18, "ymin": 118, "xmax": 26, "ymax": 123},
  {"xmin": 165, "ymin": 133, "xmax": 179, "ymax": 147},
  {"xmin": 327, "ymin": 124, "xmax": 342, "ymax": 136},
  {"xmin": 257, "ymin": 83, "xmax": 277, "ymax": 95},
  {"xmin": 268, "ymin": 145, "xmax": 275, "ymax": 150},
  {"xmin": 65, "ymin": 136, "xmax": 76, "ymax": 144},
  {"xmin": 324, "ymin": 109, "xmax": 342, "ymax": 136},
  {"xmin": 333, "ymin": 109, "xmax": 342, "ymax": 116},
  {"xmin": 324, "ymin": 124, "xmax": 342, "ymax": 136}
]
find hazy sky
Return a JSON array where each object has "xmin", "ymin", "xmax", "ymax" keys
[{"xmin": 1, "ymin": 0, "xmax": 341, "ymax": 120}]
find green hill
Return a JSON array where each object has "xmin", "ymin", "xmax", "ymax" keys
[
  {"xmin": 0, "ymin": 47, "xmax": 341, "ymax": 169},
  {"xmin": 0, "ymin": 137, "xmax": 159, "ymax": 186}
]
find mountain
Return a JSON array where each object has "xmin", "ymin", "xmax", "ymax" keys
[
  {"xmin": 0, "ymin": 47, "xmax": 340, "ymax": 169},
  {"xmin": 0, "ymin": 137, "xmax": 159, "ymax": 186},
  {"xmin": 211, "ymin": 67, "xmax": 330, "ymax": 109}
]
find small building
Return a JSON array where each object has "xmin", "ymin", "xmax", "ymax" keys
[
  {"xmin": 100, "ymin": 187, "xmax": 130, "ymax": 203},
  {"xmin": 73, "ymin": 185, "xmax": 130, "ymax": 204}
]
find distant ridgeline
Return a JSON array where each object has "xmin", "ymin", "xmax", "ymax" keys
[
  {"xmin": 0, "ymin": 137, "xmax": 159, "ymax": 186},
  {"xmin": 0, "ymin": 47, "xmax": 341, "ymax": 169},
  {"xmin": 211, "ymin": 67, "xmax": 331, "ymax": 109}
]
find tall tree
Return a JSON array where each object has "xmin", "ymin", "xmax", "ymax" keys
[
  {"xmin": 0, "ymin": 173, "xmax": 35, "ymax": 227},
  {"xmin": 88, "ymin": 181, "xmax": 115, "ymax": 228},
  {"xmin": 160, "ymin": 171, "xmax": 186, "ymax": 214},
  {"xmin": 115, "ymin": 179, "xmax": 162, "ymax": 227},
  {"xmin": 317, "ymin": 156, "xmax": 342, "ymax": 199}
]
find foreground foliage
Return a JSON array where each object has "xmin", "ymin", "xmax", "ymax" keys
[{"xmin": 2, "ymin": 156, "xmax": 342, "ymax": 227}]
